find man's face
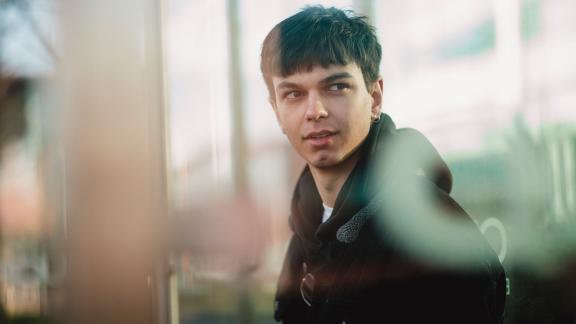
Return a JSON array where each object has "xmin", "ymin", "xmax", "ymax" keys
[{"xmin": 270, "ymin": 63, "xmax": 382, "ymax": 170}]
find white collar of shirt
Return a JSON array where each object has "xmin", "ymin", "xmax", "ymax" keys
[{"xmin": 322, "ymin": 203, "xmax": 333, "ymax": 223}]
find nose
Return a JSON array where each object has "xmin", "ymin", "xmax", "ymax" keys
[{"xmin": 305, "ymin": 92, "xmax": 328, "ymax": 121}]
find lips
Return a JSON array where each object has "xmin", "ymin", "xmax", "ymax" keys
[
  {"xmin": 304, "ymin": 130, "xmax": 336, "ymax": 140},
  {"xmin": 303, "ymin": 130, "xmax": 337, "ymax": 147}
]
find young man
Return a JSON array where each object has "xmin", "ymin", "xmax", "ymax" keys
[{"xmin": 260, "ymin": 6, "xmax": 506, "ymax": 323}]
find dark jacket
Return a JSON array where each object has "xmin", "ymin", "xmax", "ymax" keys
[{"xmin": 274, "ymin": 114, "xmax": 506, "ymax": 324}]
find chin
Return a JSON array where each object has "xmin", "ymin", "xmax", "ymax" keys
[
  {"xmin": 307, "ymin": 155, "xmax": 340, "ymax": 169},
  {"xmin": 306, "ymin": 147, "xmax": 361, "ymax": 170}
]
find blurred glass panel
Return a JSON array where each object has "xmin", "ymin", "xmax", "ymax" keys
[
  {"xmin": 376, "ymin": 0, "xmax": 576, "ymax": 322},
  {"xmin": 3, "ymin": 0, "xmax": 170, "ymax": 323},
  {"xmin": 0, "ymin": 0, "xmax": 55, "ymax": 322},
  {"xmin": 166, "ymin": 0, "xmax": 233, "ymax": 208}
]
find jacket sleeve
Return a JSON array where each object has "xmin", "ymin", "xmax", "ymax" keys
[{"xmin": 274, "ymin": 234, "xmax": 309, "ymax": 323}]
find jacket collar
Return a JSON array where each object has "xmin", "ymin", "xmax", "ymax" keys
[{"xmin": 290, "ymin": 113, "xmax": 455, "ymax": 245}]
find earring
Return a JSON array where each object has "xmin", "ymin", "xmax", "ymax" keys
[{"xmin": 372, "ymin": 114, "xmax": 381, "ymax": 123}]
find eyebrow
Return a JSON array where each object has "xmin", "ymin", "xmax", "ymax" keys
[
  {"xmin": 276, "ymin": 81, "xmax": 299, "ymax": 91},
  {"xmin": 276, "ymin": 72, "xmax": 354, "ymax": 91},
  {"xmin": 319, "ymin": 72, "xmax": 353, "ymax": 85}
]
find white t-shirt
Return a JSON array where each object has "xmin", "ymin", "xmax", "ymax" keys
[{"xmin": 322, "ymin": 203, "xmax": 333, "ymax": 223}]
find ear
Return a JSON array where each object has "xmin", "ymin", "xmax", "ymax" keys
[
  {"xmin": 268, "ymin": 96, "xmax": 285, "ymax": 134},
  {"xmin": 370, "ymin": 77, "xmax": 383, "ymax": 118}
]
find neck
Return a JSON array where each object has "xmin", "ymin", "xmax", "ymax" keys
[{"xmin": 309, "ymin": 150, "xmax": 362, "ymax": 208}]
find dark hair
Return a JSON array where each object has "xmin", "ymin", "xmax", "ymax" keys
[{"xmin": 260, "ymin": 6, "xmax": 381, "ymax": 97}]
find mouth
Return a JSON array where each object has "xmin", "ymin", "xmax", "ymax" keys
[
  {"xmin": 304, "ymin": 130, "xmax": 337, "ymax": 140},
  {"xmin": 303, "ymin": 130, "xmax": 337, "ymax": 147}
]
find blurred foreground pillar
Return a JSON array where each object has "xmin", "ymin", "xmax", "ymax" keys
[{"xmin": 57, "ymin": 1, "xmax": 169, "ymax": 324}]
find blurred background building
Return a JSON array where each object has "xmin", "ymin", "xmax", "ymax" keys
[{"xmin": 0, "ymin": 0, "xmax": 575, "ymax": 323}]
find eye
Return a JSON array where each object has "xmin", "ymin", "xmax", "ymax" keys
[
  {"xmin": 285, "ymin": 90, "xmax": 304, "ymax": 99},
  {"xmin": 327, "ymin": 83, "xmax": 350, "ymax": 92}
]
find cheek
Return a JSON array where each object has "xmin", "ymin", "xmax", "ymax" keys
[
  {"xmin": 346, "ymin": 96, "xmax": 371, "ymax": 122},
  {"xmin": 347, "ymin": 97, "xmax": 372, "ymax": 136},
  {"xmin": 279, "ymin": 114, "xmax": 300, "ymax": 138}
]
